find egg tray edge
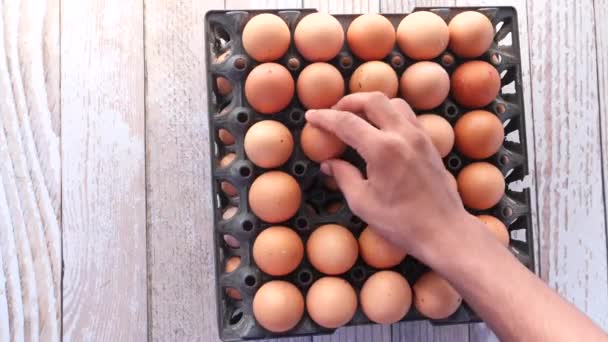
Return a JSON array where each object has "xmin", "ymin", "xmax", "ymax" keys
[{"xmin": 204, "ymin": 6, "xmax": 534, "ymax": 342}]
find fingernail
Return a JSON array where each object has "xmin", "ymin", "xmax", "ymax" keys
[
  {"xmin": 305, "ymin": 110, "xmax": 316, "ymax": 120},
  {"xmin": 320, "ymin": 162, "xmax": 332, "ymax": 176}
]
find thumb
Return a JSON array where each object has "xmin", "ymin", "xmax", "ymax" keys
[{"xmin": 320, "ymin": 159, "xmax": 366, "ymax": 204}]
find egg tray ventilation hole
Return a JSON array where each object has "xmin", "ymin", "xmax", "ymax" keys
[{"xmin": 205, "ymin": 6, "xmax": 533, "ymax": 342}]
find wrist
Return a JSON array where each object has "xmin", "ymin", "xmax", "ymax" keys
[{"xmin": 415, "ymin": 210, "xmax": 481, "ymax": 272}]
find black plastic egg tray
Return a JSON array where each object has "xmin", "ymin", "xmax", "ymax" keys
[{"xmin": 205, "ymin": 6, "xmax": 533, "ymax": 341}]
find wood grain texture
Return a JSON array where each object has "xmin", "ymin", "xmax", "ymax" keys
[
  {"xmin": 61, "ymin": 0, "xmax": 147, "ymax": 340},
  {"xmin": 528, "ymin": 0, "xmax": 608, "ymax": 330},
  {"xmin": 596, "ymin": 0, "xmax": 608, "ymax": 308},
  {"xmin": 225, "ymin": 0, "xmax": 304, "ymax": 9},
  {"xmin": 144, "ymin": 0, "xmax": 224, "ymax": 341},
  {"xmin": 0, "ymin": 0, "xmax": 61, "ymax": 341}
]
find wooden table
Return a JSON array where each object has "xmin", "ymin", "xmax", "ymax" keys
[{"xmin": 1, "ymin": 0, "xmax": 606, "ymax": 341}]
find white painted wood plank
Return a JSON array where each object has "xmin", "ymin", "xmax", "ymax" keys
[
  {"xmin": 0, "ymin": 0, "xmax": 61, "ymax": 340},
  {"xmin": 226, "ymin": 0, "xmax": 303, "ymax": 9},
  {"xmin": 528, "ymin": 0, "xmax": 608, "ymax": 330},
  {"xmin": 304, "ymin": 0, "xmax": 379, "ymax": 13},
  {"xmin": 596, "ymin": 0, "xmax": 608, "ymax": 316},
  {"xmin": 61, "ymin": 0, "xmax": 147, "ymax": 340},
  {"xmin": 144, "ymin": 0, "xmax": 224, "ymax": 341}
]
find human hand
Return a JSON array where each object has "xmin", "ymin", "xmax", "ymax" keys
[{"xmin": 305, "ymin": 92, "xmax": 472, "ymax": 263}]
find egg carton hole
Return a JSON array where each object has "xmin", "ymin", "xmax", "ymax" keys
[
  {"xmin": 297, "ymin": 269, "xmax": 313, "ymax": 286},
  {"xmin": 239, "ymin": 166, "xmax": 252, "ymax": 178},
  {"xmin": 223, "ymin": 234, "xmax": 241, "ymax": 249},
  {"xmin": 236, "ymin": 112, "xmax": 250, "ymax": 125},
  {"xmin": 441, "ymin": 53, "xmax": 455, "ymax": 67},
  {"xmin": 229, "ymin": 310, "xmax": 244, "ymax": 326},
  {"xmin": 244, "ymin": 275, "xmax": 256, "ymax": 287},
  {"xmin": 506, "ymin": 130, "xmax": 520, "ymax": 143},
  {"xmin": 289, "ymin": 109, "xmax": 304, "ymax": 123},
  {"xmin": 241, "ymin": 220, "xmax": 254, "ymax": 232},
  {"xmin": 495, "ymin": 103, "xmax": 507, "ymax": 114},
  {"xmin": 292, "ymin": 162, "xmax": 307, "ymax": 177},
  {"xmin": 295, "ymin": 216, "xmax": 310, "ymax": 231},
  {"xmin": 501, "ymin": 206, "xmax": 514, "ymax": 219},
  {"xmin": 340, "ymin": 55, "xmax": 353, "ymax": 69},
  {"xmin": 350, "ymin": 266, "xmax": 366, "ymax": 282},
  {"xmin": 447, "ymin": 155, "xmax": 463, "ymax": 170},
  {"xmin": 444, "ymin": 104, "xmax": 459, "ymax": 119},
  {"xmin": 498, "ymin": 32, "xmax": 513, "ymax": 47},
  {"xmin": 212, "ymin": 25, "xmax": 231, "ymax": 54},
  {"xmin": 491, "ymin": 53, "xmax": 502, "ymax": 66},
  {"xmin": 499, "ymin": 154, "xmax": 510, "ymax": 166},
  {"xmin": 502, "ymin": 81, "xmax": 516, "ymax": 95},
  {"xmin": 233, "ymin": 57, "xmax": 247, "ymax": 71},
  {"xmin": 391, "ymin": 55, "xmax": 404, "ymax": 68},
  {"xmin": 287, "ymin": 57, "xmax": 301, "ymax": 71},
  {"xmin": 510, "ymin": 228, "xmax": 527, "ymax": 242}
]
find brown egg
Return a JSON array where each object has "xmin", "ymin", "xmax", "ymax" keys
[
  {"xmin": 216, "ymin": 77, "xmax": 233, "ymax": 96},
  {"xmin": 325, "ymin": 201, "xmax": 342, "ymax": 214},
  {"xmin": 307, "ymin": 224, "xmax": 358, "ymax": 275},
  {"xmin": 253, "ymin": 226, "xmax": 304, "ymax": 276},
  {"xmin": 360, "ymin": 270, "xmax": 412, "ymax": 324},
  {"xmin": 249, "ymin": 171, "xmax": 302, "ymax": 223},
  {"xmin": 306, "ymin": 277, "xmax": 358, "ymax": 328},
  {"xmin": 244, "ymin": 120, "xmax": 294, "ymax": 168},
  {"xmin": 451, "ymin": 61, "xmax": 501, "ymax": 108},
  {"xmin": 295, "ymin": 13, "xmax": 344, "ymax": 62},
  {"xmin": 301, "ymin": 122, "xmax": 346, "ymax": 163},
  {"xmin": 242, "ymin": 13, "xmax": 291, "ymax": 62},
  {"xmin": 219, "ymin": 153, "xmax": 238, "ymax": 197},
  {"xmin": 457, "ymin": 162, "xmax": 505, "ymax": 210},
  {"xmin": 297, "ymin": 63, "xmax": 345, "ymax": 109},
  {"xmin": 400, "ymin": 62, "xmax": 450, "ymax": 110},
  {"xmin": 349, "ymin": 61, "xmax": 399, "ymax": 98},
  {"xmin": 413, "ymin": 271, "xmax": 462, "ymax": 319},
  {"xmin": 245, "ymin": 63, "xmax": 294, "ymax": 114},
  {"xmin": 449, "ymin": 11, "xmax": 495, "ymax": 58},
  {"xmin": 218, "ymin": 128, "xmax": 235, "ymax": 145},
  {"xmin": 359, "ymin": 226, "xmax": 407, "ymax": 269},
  {"xmin": 347, "ymin": 14, "xmax": 396, "ymax": 61},
  {"xmin": 253, "ymin": 280, "xmax": 304, "ymax": 333},
  {"xmin": 454, "ymin": 110, "xmax": 504, "ymax": 159},
  {"xmin": 477, "ymin": 215, "xmax": 510, "ymax": 246},
  {"xmin": 417, "ymin": 114, "xmax": 454, "ymax": 158},
  {"xmin": 225, "ymin": 256, "xmax": 242, "ymax": 300},
  {"xmin": 397, "ymin": 11, "xmax": 449, "ymax": 60}
]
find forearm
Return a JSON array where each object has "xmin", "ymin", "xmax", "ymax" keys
[{"xmin": 424, "ymin": 214, "xmax": 607, "ymax": 341}]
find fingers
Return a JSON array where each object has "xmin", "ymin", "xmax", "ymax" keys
[
  {"xmin": 306, "ymin": 109, "xmax": 380, "ymax": 158},
  {"xmin": 320, "ymin": 159, "xmax": 366, "ymax": 208},
  {"xmin": 332, "ymin": 92, "xmax": 403, "ymax": 129},
  {"xmin": 389, "ymin": 98, "xmax": 419, "ymax": 127}
]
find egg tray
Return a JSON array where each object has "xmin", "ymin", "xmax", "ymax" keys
[{"xmin": 205, "ymin": 6, "xmax": 534, "ymax": 342}]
